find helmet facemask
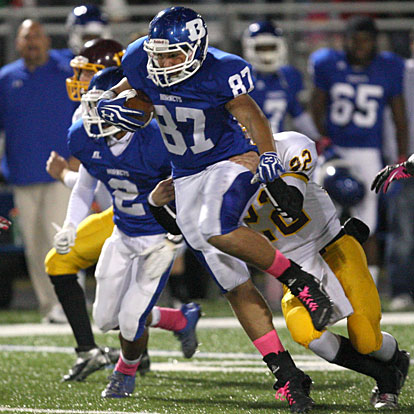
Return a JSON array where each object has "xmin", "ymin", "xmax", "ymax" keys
[
  {"xmin": 243, "ymin": 34, "xmax": 287, "ymax": 73},
  {"xmin": 144, "ymin": 37, "xmax": 207, "ymax": 87},
  {"xmin": 66, "ymin": 39, "xmax": 124, "ymax": 102},
  {"xmin": 81, "ymin": 88, "xmax": 122, "ymax": 139},
  {"xmin": 66, "ymin": 56, "xmax": 106, "ymax": 101}
]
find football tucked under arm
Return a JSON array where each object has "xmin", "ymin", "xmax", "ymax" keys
[{"xmin": 97, "ymin": 89, "xmax": 154, "ymax": 131}]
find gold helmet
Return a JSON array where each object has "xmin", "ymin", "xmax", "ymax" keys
[{"xmin": 66, "ymin": 38, "xmax": 124, "ymax": 101}]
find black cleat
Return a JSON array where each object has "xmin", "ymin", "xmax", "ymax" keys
[
  {"xmin": 63, "ymin": 347, "xmax": 110, "ymax": 382},
  {"xmin": 274, "ymin": 373, "xmax": 314, "ymax": 413},
  {"xmin": 264, "ymin": 351, "xmax": 314, "ymax": 413},
  {"xmin": 370, "ymin": 350, "xmax": 410, "ymax": 409},
  {"xmin": 102, "ymin": 346, "xmax": 120, "ymax": 364},
  {"xmin": 278, "ymin": 261, "xmax": 333, "ymax": 331}
]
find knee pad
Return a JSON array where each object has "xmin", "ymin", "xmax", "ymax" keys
[
  {"xmin": 92, "ymin": 306, "xmax": 117, "ymax": 334},
  {"xmin": 284, "ymin": 306, "xmax": 323, "ymax": 348},
  {"xmin": 119, "ymin": 309, "xmax": 145, "ymax": 342},
  {"xmin": 347, "ymin": 313, "xmax": 382, "ymax": 354},
  {"xmin": 45, "ymin": 248, "xmax": 80, "ymax": 275}
]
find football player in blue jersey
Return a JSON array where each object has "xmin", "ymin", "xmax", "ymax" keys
[
  {"xmin": 56, "ymin": 66, "xmax": 202, "ymax": 398},
  {"xmin": 242, "ymin": 21, "xmax": 320, "ymax": 140},
  {"xmin": 94, "ymin": 7, "xmax": 335, "ymax": 412},
  {"xmin": 66, "ymin": 4, "xmax": 111, "ymax": 55},
  {"xmin": 309, "ymin": 15, "xmax": 408, "ymax": 285}
]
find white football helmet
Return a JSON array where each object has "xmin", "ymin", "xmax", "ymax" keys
[
  {"xmin": 66, "ymin": 4, "xmax": 112, "ymax": 54},
  {"xmin": 242, "ymin": 21, "xmax": 288, "ymax": 73},
  {"xmin": 81, "ymin": 67, "xmax": 124, "ymax": 139}
]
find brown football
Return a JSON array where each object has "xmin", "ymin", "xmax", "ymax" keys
[{"xmin": 123, "ymin": 89, "xmax": 154, "ymax": 127}]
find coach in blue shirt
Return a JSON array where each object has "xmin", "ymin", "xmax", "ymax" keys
[{"xmin": 0, "ymin": 19, "xmax": 77, "ymax": 322}]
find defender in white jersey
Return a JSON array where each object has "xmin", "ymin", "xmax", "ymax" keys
[
  {"xmin": 151, "ymin": 130, "xmax": 410, "ymax": 410},
  {"xmin": 245, "ymin": 131, "xmax": 409, "ymax": 409}
]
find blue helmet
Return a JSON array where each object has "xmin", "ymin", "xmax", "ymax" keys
[
  {"xmin": 81, "ymin": 66, "xmax": 124, "ymax": 138},
  {"xmin": 143, "ymin": 7, "xmax": 209, "ymax": 87},
  {"xmin": 242, "ymin": 21, "xmax": 287, "ymax": 73},
  {"xmin": 322, "ymin": 160, "xmax": 365, "ymax": 208},
  {"xmin": 66, "ymin": 4, "xmax": 111, "ymax": 54}
]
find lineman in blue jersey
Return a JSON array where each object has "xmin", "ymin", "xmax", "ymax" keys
[
  {"xmin": 309, "ymin": 15, "xmax": 408, "ymax": 285},
  {"xmin": 95, "ymin": 7, "xmax": 334, "ymax": 413},
  {"xmin": 242, "ymin": 21, "xmax": 320, "ymax": 139},
  {"xmin": 61, "ymin": 67, "xmax": 201, "ymax": 398}
]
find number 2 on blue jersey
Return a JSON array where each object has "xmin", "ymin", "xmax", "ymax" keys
[{"xmin": 108, "ymin": 178, "xmax": 145, "ymax": 216}]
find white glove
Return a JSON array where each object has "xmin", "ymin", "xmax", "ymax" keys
[
  {"xmin": 140, "ymin": 234, "xmax": 183, "ymax": 280},
  {"xmin": 52, "ymin": 222, "xmax": 77, "ymax": 255}
]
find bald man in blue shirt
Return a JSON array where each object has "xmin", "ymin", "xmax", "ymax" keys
[{"xmin": 0, "ymin": 20, "xmax": 78, "ymax": 322}]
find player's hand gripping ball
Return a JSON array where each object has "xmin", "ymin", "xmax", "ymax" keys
[
  {"xmin": 97, "ymin": 89, "xmax": 154, "ymax": 131},
  {"xmin": 123, "ymin": 89, "xmax": 154, "ymax": 128}
]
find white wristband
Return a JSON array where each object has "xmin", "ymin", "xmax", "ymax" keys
[
  {"xmin": 147, "ymin": 192, "xmax": 161, "ymax": 207},
  {"xmin": 99, "ymin": 89, "xmax": 117, "ymax": 101}
]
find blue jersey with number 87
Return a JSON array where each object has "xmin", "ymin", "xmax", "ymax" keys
[
  {"xmin": 122, "ymin": 37, "xmax": 258, "ymax": 178},
  {"xmin": 309, "ymin": 48, "xmax": 404, "ymax": 149}
]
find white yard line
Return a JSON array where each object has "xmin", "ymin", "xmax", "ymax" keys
[
  {"xmin": 0, "ymin": 409, "xmax": 159, "ymax": 414},
  {"xmin": 0, "ymin": 343, "xmax": 344, "ymax": 372},
  {"xmin": 0, "ymin": 312, "xmax": 413, "ymax": 337}
]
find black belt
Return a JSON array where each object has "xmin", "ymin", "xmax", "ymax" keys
[{"xmin": 319, "ymin": 228, "xmax": 345, "ymax": 255}]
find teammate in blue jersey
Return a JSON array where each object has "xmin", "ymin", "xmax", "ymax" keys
[
  {"xmin": 95, "ymin": 7, "xmax": 334, "ymax": 412},
  {"xmin": 66, "ymin": 4, "xmax": 111, "ymax": 55},
  {"xmin": 57, "ymin": 66, "xmax": 201, "ymax": 398},
  {"xmin": 309, "ymin": 15, "xmax": 408, "ymax": 285},
  {"xmin": 242, "ymin": 21, "xmax": 320, "ymax": 139}
]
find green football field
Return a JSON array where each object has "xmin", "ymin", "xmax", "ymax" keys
[{"xmin": 0, "ymin": 303, "xmax": 413, "ymax": 414}]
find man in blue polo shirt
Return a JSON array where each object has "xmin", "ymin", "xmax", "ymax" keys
[{"xmin": 0, "ymin": 19, "xmax": 77, "ymax": 322}]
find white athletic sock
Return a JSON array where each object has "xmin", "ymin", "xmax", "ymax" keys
[
  {"xmin": 368, "ymin": 265, "xmax": 379, "ymax": 286},
  {"xmin": 369, "ymin": 331, "xmax": 397, "ymax": 362},
  {"xmin": 308, "ymin": 331, "xmax": 341, "ymax": 362},
  {"xmin": 149, "ymin": 306, "xmax": 161, "ymax": 327}
]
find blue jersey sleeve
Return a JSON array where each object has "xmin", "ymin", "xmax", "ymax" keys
[
  {"xmin": 67, "ymin": 119, "xmax": 88, "ymax": 160},
  {"xmin": 309, "ymin": 48, "xmax": 337, "ymax": 92},
  {"xmin": 207, "ymin": 49, "xmax": 255, "ymax": 106},
  {"xmin": 122, "ymin": 37, "xmax": 148, "ymax": 90},
  {"xmin": 281, "ymin": 65, "xmax": 304, "ymax": 118},
  {"xmin": 381, "ymin": 52, "xmax": 405, "ymax": 99}
]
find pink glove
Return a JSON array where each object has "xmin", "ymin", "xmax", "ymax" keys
[
  {"xmin": 0, "ymin": 216, "xmax": 11, "ymax": 231},
  {"xmin": 382, "ymin": 165, "xmax": 412, "ymax": 193}
]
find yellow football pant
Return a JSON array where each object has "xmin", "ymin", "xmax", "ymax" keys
[
  {"xmin": 282, "ymin": 234, "xmax": 382, "ymax": 354},
  {"xmin": 45, "ymin": 207, "xmax": 114, "ymax": 276}
]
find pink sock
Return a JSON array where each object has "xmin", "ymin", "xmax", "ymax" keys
[
  {"xmin": 253, "ymin": 330, "xmax": 285, "ymax": 357},
  {"xmin": 115, "ymin": 356, "xmax": 139, "ymax": 376},
  {"xmin": 154, "ymin": 307, "xmax": 187, "ymax": 332},
  {"xmin": 265, "ymin": 250, "xmax": 291, "ymax": 278}
]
